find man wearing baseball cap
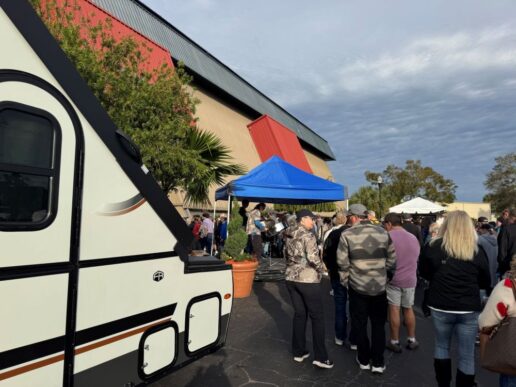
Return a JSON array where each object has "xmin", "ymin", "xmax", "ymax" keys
[
  {"xmin": 285, "ymin": 209, "xmax": 333, "ymax": 369},
  {"xmin": 337, "ymin": 203, "xmax": 397, "ymax": 374}
]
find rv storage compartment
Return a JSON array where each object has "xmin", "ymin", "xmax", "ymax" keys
[
  {"xmin": 139, "ymin": 323, "xmax": 177, "ymax": 378},
  {"xmin": 186, "ymin": 294, "xmax": 221, "ymax": 354}
]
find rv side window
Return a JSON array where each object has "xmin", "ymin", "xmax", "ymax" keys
[{"xmin": 0, "ymin": 103, "xmax": 61, "ymax": 230}]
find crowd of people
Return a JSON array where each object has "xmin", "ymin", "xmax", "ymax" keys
[
  {"xmin": 185, "ymin": 202, "xmax": 516, "ymax": 385},
  {"xmin": 189, "ymin": 212, "xmax": 227, "ymax": 255},
  {"xmin": 281, "ymin": 204, "xmax": 516, "ymax": 387}
]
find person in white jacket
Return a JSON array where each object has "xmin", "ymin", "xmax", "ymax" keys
[{"xmin": 479, "ymin": 254, "xmax": 516, "ymax": 387}]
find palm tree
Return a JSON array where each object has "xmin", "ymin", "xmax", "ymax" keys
[{"xmin": 183, "ymin": 128, "xmax": 246, "ymax": 205}]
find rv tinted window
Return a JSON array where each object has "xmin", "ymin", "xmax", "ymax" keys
[
  {"xmin": 0, "ymin": 108, "xmax": 54, "ymax": 168},
  {"xmin": 0, "ymin": 172, "xmax": 50, "ymax": 223},
  {"xmin": 0, "ymin": 104, "xmax": 59, "ymax": 230}
]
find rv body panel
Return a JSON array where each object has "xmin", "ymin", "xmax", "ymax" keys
[
  {"xmin": 0, "ymin": 274, "xmax": 67, "ymax": 387},
  {"xmin": 74, "ymin": 258, "xmax": 232, "ymax": 373},
  {"xmin": 79, "ymin": 123, "xmax": 178, "ymax": 259},
  {"xmin": 0, "ymin": 1, "xmax": 233, "ymax": 386}
]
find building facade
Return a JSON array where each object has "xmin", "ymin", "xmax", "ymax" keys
[{"xmin": 60, "ymin": 0, "xmax": 338, "ymax": 212}]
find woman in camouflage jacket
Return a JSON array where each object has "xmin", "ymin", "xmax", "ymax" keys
[{"xmin": 284, "ymin": 209, "xmax": 333, "ymax": 369}]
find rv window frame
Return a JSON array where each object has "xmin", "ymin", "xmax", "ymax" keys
[{"xmin": 0, "ymin": 101, "xmax": 62, "ymax": 231}]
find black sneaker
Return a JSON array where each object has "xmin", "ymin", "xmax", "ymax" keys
[
  {"xmin": 406, "ymin": 339, "xmax": 420, "ymax": 350},
  {"xmin": 312, "ymin": 359, "xmax": 334, "ymax": 369}
]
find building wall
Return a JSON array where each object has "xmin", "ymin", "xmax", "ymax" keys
[
  {"xmin": 190, "ymin": 86, "xmax": 262, "ymax": 211},
  {"xmin": 303, "ymin": 149, "xmax": 334, "ymax": 179},
  {"xmin": 446, "ymin": 202, "xmax": 492, "ymax": 220}
]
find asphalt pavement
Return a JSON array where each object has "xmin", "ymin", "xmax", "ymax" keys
[{"xmin": 153, "ymin": 274, "xmax": 498, "ymax": 387}]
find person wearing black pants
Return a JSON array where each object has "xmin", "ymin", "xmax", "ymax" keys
[
  {"xmin": 284, "ymin": 209, "xmax": 333, "ymax": 369},
  {"xmin": 349, "ymin": 287, "xmax": 388, "ymax": 368},
  {"xmin": 336, "ymin": 203, "xmax": 397, "ymax": 374},
  {"xmin": 286, "ymin": 281, "xmax": 328, "ymax": 363}
]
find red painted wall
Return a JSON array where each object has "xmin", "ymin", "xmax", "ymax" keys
[
  {"xmin": 47, "ymin": 0, "xmax": 173, "ymax": 72},
  {"xmin": 248, "ymin": 115, "xmax": 312, "ymax": 173}
]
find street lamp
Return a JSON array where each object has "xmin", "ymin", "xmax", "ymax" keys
[{"xmin": 377, "ymin": 176, "xmax": 384, "ymax": 219}]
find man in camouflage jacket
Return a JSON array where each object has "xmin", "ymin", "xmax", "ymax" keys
[
  {"xmin": 285, "ymin": 209, "xmax": 333, "ymax": 369},
  {"xmin": 337, "ymin": 203, "xmax": 396, "ymax": 374}
]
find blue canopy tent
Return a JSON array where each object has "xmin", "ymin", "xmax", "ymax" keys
[{"xmin": 215, "ymin": 156, "xmax": 345, "ymax": 204}]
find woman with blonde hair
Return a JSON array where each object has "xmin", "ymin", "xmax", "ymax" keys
[{"xmin": 420, "ymin": 211, "xmax": 491, "ymax": 387}]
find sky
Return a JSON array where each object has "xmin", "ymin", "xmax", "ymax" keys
[{"xmin": 144, "ymin": 0, "xmax": 516, "ymax": 202}]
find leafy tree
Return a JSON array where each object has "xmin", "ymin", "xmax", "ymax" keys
[
  {"xmin": 31, "ymin": 0, "xmax": 245, "ymax": 205},
  {"xmin": 365, "ymin": 160, "xmax": 456, "ymax": 204},
  {"xmin": 348, "ymin": 186, "xmax": 396, "ymax": 217},
  {"xmin": 483, "ymin": 152, "xmax": 516, "ymax": 214}
]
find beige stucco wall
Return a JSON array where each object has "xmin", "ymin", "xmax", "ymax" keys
[
  {"xmin": 303, "ymin": 149, "xmax": 334, "ymax": 179},
  {"xmin": 172, "ymin": 86, "xmax": 341, "ymax": 215},
  {"xmin": 445, "ymin": 202, "xmax": 492, "ymax": 220},
  {"xmin": 186, "ymin": 86, "xmax": 261, "ymax": 212},
  {"xmin": 304, "ymin": 149, "xmax": 347, "ymax": 210}
]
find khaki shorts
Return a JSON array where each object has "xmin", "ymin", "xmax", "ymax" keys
[{"xmin": 386, "ymin": 284, "xmax": 415, "ymax": 308}]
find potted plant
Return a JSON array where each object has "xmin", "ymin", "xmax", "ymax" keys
[{"xmin": 221, "ymin": 202, "xmax": 258, "ymax": 298}]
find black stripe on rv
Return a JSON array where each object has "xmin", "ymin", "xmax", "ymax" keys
[
  {"xmin": 75, "ymin": 303, "xmax": 176, "ymax": 346},
  {"xmin": 0, "ymin": 303, "xmax": 176, "ymax": 372},
  {"xmin": 0, "ymin": 0, "xmax": 193, "ymax": 258}
]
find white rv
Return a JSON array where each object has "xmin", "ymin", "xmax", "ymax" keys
[{"xmin": 0, "ymin": 1, "xmax": 233, "ymax": 386}]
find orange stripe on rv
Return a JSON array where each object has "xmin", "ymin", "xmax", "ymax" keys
[{"xmin": 0, "ymin": 318, "xmax": 170, "ymax": 381}]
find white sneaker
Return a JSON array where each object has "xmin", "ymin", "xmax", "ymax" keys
[
  {"xmin": 356, "ymin": 356, "xmax": 370, "ymax": 370},
  {"xmin": 293, "ymin": 352, "xmax": 310, "ymax": 362},
  {"xmin": 312, "ymin": 359, "xmax": 334, "ymax": 369},
  {"xmin": 334, "ymin": 337, "xmax": 344, "ymax": 346},
  {"xmin": 371, "ymin": 365, "xmax": 386, "ymax": 374},
  {"xmin": 349, "ymin": 343, "xmax": 357, "ymax": 351}
]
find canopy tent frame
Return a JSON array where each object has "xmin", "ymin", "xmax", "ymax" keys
[{"xmin": 210, "ymin": 156, "xmax": 346, "ymax": 255}]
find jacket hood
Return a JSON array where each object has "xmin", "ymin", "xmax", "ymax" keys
[{"xmin": 479, "ymin": 234, "xmax": 497, "ymax": 247}]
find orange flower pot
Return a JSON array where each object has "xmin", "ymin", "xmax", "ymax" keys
[{"xmin": 226, "ymin": 259, "xmax": 259, "ymax": 298}]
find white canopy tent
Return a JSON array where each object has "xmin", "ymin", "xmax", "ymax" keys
[{"xmin": 389, "ymin": 197, "xmax": 446, "ymax": 214}]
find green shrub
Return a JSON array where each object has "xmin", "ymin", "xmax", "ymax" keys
[{"xmin": 222, "ymin": 202, "xmax": 252, "ymax": 262}]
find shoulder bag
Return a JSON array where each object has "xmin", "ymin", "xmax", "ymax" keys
[{"xmin": 480, "ymin": 278, "xmax": 516, "ymax": 375}]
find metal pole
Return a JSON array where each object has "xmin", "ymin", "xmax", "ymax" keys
[
  {"xmin": 379, "ymin": 184, "xmax": 383, "ymax": 219},
  {"xmin": 227, "ymin": 195, "xmax": 231, "ymax": 239},
  {"xmin": 210, "ymin": 194, "xmax": 216, "ymax": 256}
]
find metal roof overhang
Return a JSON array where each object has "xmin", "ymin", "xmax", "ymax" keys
[{"xmin": 89, "ymin": 0, "xmax": 336, "ymax": 161}]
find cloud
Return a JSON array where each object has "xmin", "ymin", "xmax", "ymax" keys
[
  {"xmin": 299, "ymin": 25, "xmax": 516, "ymax": 101},
  {"xmin": 144, "ymin": 0, "xmax": 516, "ymax": 202}
]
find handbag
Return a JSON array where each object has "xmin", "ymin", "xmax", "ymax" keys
[{"xmin": 480, "ymin": 278, "xmax": 516, "ymax": 375}]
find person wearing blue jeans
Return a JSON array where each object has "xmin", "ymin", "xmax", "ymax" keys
[
  {"xmin": 322, "ymin": 212, "xmax": 353, "ymax": 346},
  {"xmin": 432, "ymin": 310, "xmax": 479, "ymax": 377},
  {"xmin": 330, "ymin": 278, "xmax": 348, "ymax": 344},
  {"xmin": 420, "ymin": 211, "xmax": 491, "ymax": 387}
]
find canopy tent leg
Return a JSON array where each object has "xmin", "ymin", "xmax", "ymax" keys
[
  {"xmin": 227, "ymin": 195, "xmax": 231, "ymax": 230},
  {"xmin": 210, "ymin": 196, "xmax": 216, "ymax": 256}
]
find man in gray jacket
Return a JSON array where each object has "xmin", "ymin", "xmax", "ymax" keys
[{"xmin": 337, "ymin": 204, "xmax": 396, "ymax": 374}]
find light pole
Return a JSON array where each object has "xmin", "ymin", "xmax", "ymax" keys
[{"xmin": 377, "ymin": 176, "xmax": 383, "ymax": 219}]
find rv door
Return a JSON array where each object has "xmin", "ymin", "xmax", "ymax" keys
[{"xmin": 0, "ymin": 72, "xmax": 81, "ymax": 387}]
